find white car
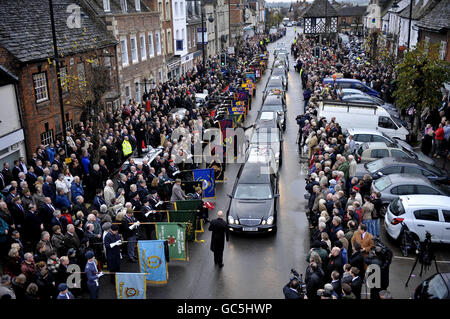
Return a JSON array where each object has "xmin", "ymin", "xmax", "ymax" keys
[{"xmin": 384, "ymin": 195, "xmax": 450, "ymax": 243}]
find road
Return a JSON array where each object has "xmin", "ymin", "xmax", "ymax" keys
[{"xmin": 97, "ymin": 27, "xmax": 450, "ymax": 299}]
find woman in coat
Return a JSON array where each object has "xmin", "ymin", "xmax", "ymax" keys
[{"xmin": 421, "ymin": 130, "xmax": 433, "ymax": 156}]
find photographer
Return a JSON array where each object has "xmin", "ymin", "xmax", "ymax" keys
[
  {"xmin": 283, "ymin": 278, "xmax": 303, "ymax": 299},
  {"xmin": 374, "ymin": 238, "xmax": 393, "ymax": 292}
]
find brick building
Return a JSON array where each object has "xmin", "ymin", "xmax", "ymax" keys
[
  {"xmin": 0, "ymin": 0, "xmax": 118, "ymax": 155},
  {"xmin": 85, "ymin": 0, "xmax": 165, "ymax": 105},
  {"xmin": 337, "ymin": 5, "xmax": 366, "ymax": 35},
  {"xmin": 186, "ymin": 1, "xmax": 203, "ymax": 70}
]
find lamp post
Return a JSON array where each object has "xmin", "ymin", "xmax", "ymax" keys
[
  {"xmin": 392, "ymin": 0, "xmax": 413, "ymax": 51},
  {"xmin": 200, "ymin": 7, "xmax": 214, "ymax": 68}
]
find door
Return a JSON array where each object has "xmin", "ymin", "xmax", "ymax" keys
[
  {"xmin": 377, "ymin": 116, "xmax": 399, "ymax": 138},
  {"xmin": 412, "ymin": 209, "xmax": 441, "ymax": 242},
  {"xmin": 441, "ymin": 210, "xmax": 450, "ymax": 244}
]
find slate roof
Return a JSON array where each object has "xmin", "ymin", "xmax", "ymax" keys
[
  {"xmin": 415, "ymin": 0, "xmax": 450, "ymax": 31},
  {"xmin": 398, "ymin": 0, "xmax": 440, "ymax": 20},
  {"xmin": 338, "ymin": 5, "xmax": 368, "ymax": 17},
  {"xmin": 303, "ymin": 0, "xmax": 339, "ymax": 18},
  {"xmin": 0, "ymin": 0, "xmax": 117, "ymax": 63}
]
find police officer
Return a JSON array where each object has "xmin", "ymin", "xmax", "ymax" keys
[{"xmin": 122, "ymin": 136, "xmax": 133, "ymax": 160}]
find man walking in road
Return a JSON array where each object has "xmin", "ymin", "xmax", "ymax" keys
[{"xmin": 208, "ymin": 211, "xmax": 229, "ymax": 268}]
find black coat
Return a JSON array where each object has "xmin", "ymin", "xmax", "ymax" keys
[
  {"xmin": 10, "ymin": 204, "xmax": 26, "ymax": 229},
  {"xmin": 305, "ymin": 267, "xmax": 324, "ymax": 300},
  {"xmin": 350, "ymin": 251, "xmax": 365, "ymax": 278},
  {"xmin": 349, "ymin": 276, "xmax": 363, "ymax": 299},
  {"xmin": 283, "ymin": 283, "xmax": 302, "ymax": 299},
  {"xmin": 23, "ymin": 210, "xmax": 42, "ymax": 243},
  {"xmin": 104, "ymin": 231, "xmax": 122, "ymax": 271},
  {"xmin": 38, "ymin": 203, "xmax": 55, "ymax": 230},
  {"xmin": 208, "ymin": 218, "xmax": 229, "ymax": 252}
]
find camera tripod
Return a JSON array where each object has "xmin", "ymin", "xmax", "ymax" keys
[{"xmin": 405, "ymin": 244, "xmax": 439, "ymax": 287}]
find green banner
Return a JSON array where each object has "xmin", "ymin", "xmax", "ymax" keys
[
  {"xmin": 155, "ymin": 223, "xmax": 188, "ymax": 261},
  {"xmin": 167, "ymin": 211, "xmax": 198, "ymax": 241},
  {"xmin": 174, "ymin": 200, "xmax": 202, "ymax": 212}
]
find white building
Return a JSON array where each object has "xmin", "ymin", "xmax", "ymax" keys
[
  {"xmin": 173, "ymin": 0, "xmax": 189, "ymax": 74},
  {"xmin": 0, "ymin": 66, "xmax": 26, "ymax": 169}
]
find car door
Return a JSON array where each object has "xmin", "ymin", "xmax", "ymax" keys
[
  {"xmin": 440, "ymin": 210, "xmax": 450, "ymax": 244},
  {"xmin": 370, "ymin": 148, "xmax": 389, "ymax": 160},
  {"xmin": 411, "ymin": 209, "xmax": 441, "ymax": 242}
]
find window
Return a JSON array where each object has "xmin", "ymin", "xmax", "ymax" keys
[
  {"xmin": 378, "ymin": 116, "xmax": 397, "ymax": 129},
  {"xmin": 372, "ymin": 135, "xmax": 391, "ymax": 144},
  {"xmin": 135, "ymin": 81, "xmax": 141, "ymax": 103},
  {"xmin": 125, "ymin": 84, "xmax": 131, "ymax": 104},
  {"xmin": 60, "ymin": 67, "xmax": 68, "ymax": 92},
  {"xmin": 33, "ymin": 72, "xmax": 49, "ymax": 103},
  {"xmin": 404, "ymin": 166, "xmax": 423, "ymax": 175},
  {"xmin": 443, "ymin": 210, "xmax": 450, "ymax": 223},
  {"xmin": 391, "ymin": 149, "xmax": 410, "ymax": 159},
  {"xmin": 130, "ymin": 36, "xmax": 138, "ymax": 63},
  {"xmin": 165, "ymin": 1, "xmax": 170, "ymax": 20},
  {"xmin": 148, "ymin": 33, "xmax": 155, "ymax": 57},
  {"xmin": 155, "ymin": 32, "xmax": 161, "ymax": 55},
  {"xmin": 414, "ymin": 209, "xmax": 439, "ymax": 222},
  {"xmin": 40, "ymin": 129, "xmax": 54, "ymax": 146},
  {"xmin": 370, "ymin": 149, "xmax": 389, "ymax": 158},
  {"xmin": 390, "ymin": 185, "xmax": 415, "ymax": 195},
  {"xmin": 380, "ymin": 166, "xmax": 402, "ymax": 175},
  {"xmin": 167, "ymin": 29, "xmax": 172, "ymax": 53},
  {"xmin": 175, "ymin": 2, "xmax": 178, "ymax": 16},
  {"xmin": 140, "ymin": 34, "xmax": 147, "ymax": 60},
  {"xmin": 180, "ymin": 1, "xmax": 184, "ymax": 15},
  {"xmin": 121, "ymin": 0, "xmax": 127, "ymax": 13},
  {"xmin": 415, "ymin": 185, "xmax": 440, "ymax": 195},
  {"xmin": 135, "ymin": 0, "xmax": 141, "ymax": 11},
  {"xmin": 354, "ymin": 134, "xmax": 370, "ymax": 143},
  {"xmin": 120, "ymin": 38, "xmax": 129, "ymax": 66},
  {"xmin": 103, "ymin": 0, "xmax": 110, "ymax": 11},
  {"xmin": 77, "ymin": 63, "xmax": 86, "ymax": 88},
  {"xmin": 439, "ymin": 41, "xmax": 446, "ymax": 60},
  {"xmin": 158, "ymin": 69, "xmax": 162, "ymax": 83},
  {"xmin": 158, "ymin": 0, "xmax": 163, "ymax": 19}
]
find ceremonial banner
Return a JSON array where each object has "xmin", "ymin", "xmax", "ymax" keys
[
  {"xmin": 137, "ymin": 240, "xmax": 168, "ymax": 284},
  {"xmin": 168, "ymin": 211, "xmax": 197, "ymax": 241},
  {"xmin": 155, "ymin": 223, "xmax": 188, "ymax": 261},
  {"xmin": 193, "ymin": 168, "xmax": 215, "ymax": 198},
  {"xmin": 115, "ymin": 273, "xmax": 147, "ymax": 299}
]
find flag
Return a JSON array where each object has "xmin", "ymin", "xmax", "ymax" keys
[
  {"xmin": 137, "ymin": 240, "xmax": 168, "ymax": 284},
  {"xmin": 115, "ymin": 273, "xmax": 147, "ymax": 299},
  {"xmin": 155, "ymin": 223, "xmax": 187, "ymax": 261},
  {"xmin": 168, "ymin": 210, "xmax": 198, "ymax": 241},
  {"xmin": 193, "ymin": 168, "xmax": 215, "ymax": 198}
]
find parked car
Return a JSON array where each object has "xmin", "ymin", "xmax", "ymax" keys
[
  {"xmin": 345, "ymin": 128, "xmax": 415, "ymax": 153},
  {"xmin": 355, "ymin": 157, "xmax": 449, "ymax": 184},
  {"xmin": 371, "ymin": 174, "xmax": 450, "ymax": 216},
  {"xmin": 384, "ymin": 195, "xmax": 450, "ymax": 243},
  {"xmin": 414, "ymin": 272, "xmax": 450, "ymax": 299},
  {"xmin": 226, "ymin": 162, "xmax": 279, "ymax": 234},
  {"xmin": 323, "ymin": 78, "xmax": 380, "ymax": 97},
  {"xmin": 355, "ymin": 142, "xmax": 435, "ymax": 166}
]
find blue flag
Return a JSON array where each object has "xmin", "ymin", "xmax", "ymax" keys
[
  {"xmin": 193, "ymin": 168, "xmax": 215, "ymax": 198},
  {"xmin": 137, "ymin": 240, "xmax": 168, "ymax": 284},
  {"xmin": 115, "ymin": 273, "xmax": 147, "ymax": 299}
]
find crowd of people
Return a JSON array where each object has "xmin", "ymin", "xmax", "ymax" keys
[
  {"xmin": 0, "ymin": 35, "xmax": 270, "ymax": 299},
  {"xmin": 283, "ymin": 33, "xmax": 399, "ymax": 300}
]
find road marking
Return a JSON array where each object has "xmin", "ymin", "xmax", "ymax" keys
[{"xmin": 394, "ymin": 256, "xmax": 450, "ymax": 264}]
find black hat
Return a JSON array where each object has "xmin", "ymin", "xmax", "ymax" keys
[
  {"xmin": 58, "ymin": 283, "xmax": 68, "ymax": 292},
  {"xmin": 111, "ymin": 224, "xmax": 119, "ymax": 231},
  {"xmin": 85, "ymin": 251, "xmax": 95, "ymax": 260}
]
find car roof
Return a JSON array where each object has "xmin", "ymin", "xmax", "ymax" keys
[
  {"xmin": 375, "ymin": 157, "xmax": 426, "ymax": 166},
  {"xmin": 347, "ymin": 128, "xmax": 387, "ymax": 135},
  {"xmin": 379, "ymin": 173, "xmax": 432, "ymax": 185},
  {"xmin": 398, "ymin": 195, "xmax": 450, "ymax": 207},
  {"xmin": 238, "ymin": 162, "xmax": 273, "ymax": 184},
  {"xmin": 361, "ymin": 142, "xmax": 393, "ymax": 149},
  {"xmin": 263, "ymin": 95, "xmax": 283, "ymax": 105}
]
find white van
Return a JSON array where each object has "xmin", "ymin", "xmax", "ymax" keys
[{"xmin": 318, "ymin": 100, "xmax": 409, "ymax": 140}]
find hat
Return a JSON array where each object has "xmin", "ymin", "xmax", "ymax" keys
[
  {"xmin": 150, "ymin": 190, "xmax": 157, "ymax": 195},
  {"xmin": 74, "ymin": 219, "xmax": 81, "ymax": 227},
  {"xmin": 58, "ymin": 283, "xmax": 68, "ymax": 292},
  {"xmin": 67, "ymin": 248, "xmax": 76, "ymax": 256},
  {"xmin": 111, "ymin": 224, "xmax": 119, "ymax": 231},
  {"xmin": 85, "ymin": 251, "xmax": 95, "ymax": 260}
]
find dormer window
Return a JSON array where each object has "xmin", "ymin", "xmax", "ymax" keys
[
  {"xmin": 135, "ymin": 0, "xmax": 141, "ymax": 11},
  {"xmin": 103, "ymin": 0, "xmax": 110, "ymax": 12}
]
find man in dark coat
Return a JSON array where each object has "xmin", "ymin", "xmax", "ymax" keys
[
  {"xmin": 305, "ymin": 262, "xmax": 324, "ymax": 299},
  {"xmin": 208, "ymin": 210, "xmax": 229, "ymax": 268},
  {"xmin": 104, "ymin": 224, "xmax": 122, "ymax": 283},
  {"xmin": 23, "ymin": 203, "xmax": 43, "ymax": 251}
]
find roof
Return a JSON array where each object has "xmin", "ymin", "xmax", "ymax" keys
[
  {"xmin": 337, "ymin": 5, "xmax": 368, "ymax": 17},
  {"xmin": 263, "ymin": 95, "xmax": 284, "ymax": 106},
  {"xmin": 398, "ymin": 0, "xmax": 440, "ymax": 20},
  {"xmin": 0, "ymin": 0, "xmax": 117, "ymax": 63},
  {"xmin": 399, "ymin": 194, "xmax": 450, "ymax": 207},
  {"xmin": 303, "ymin": 0, "xmax": 339, "ymax": 18},
  {"xmin": 416, "ymin": 0, "xmax": 450, "ymax": 31},
  {"xmin": 238, "ymin": 162, "xmax": 273, "ymax": 184},
  {"xmin": 377, "ymin": 173, "xmax": 431, "ymax": 184}
]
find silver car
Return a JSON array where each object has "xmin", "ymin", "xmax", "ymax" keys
[{"xmin": 371, "ymin": 173, "xmax": 450, "ymax": 216}]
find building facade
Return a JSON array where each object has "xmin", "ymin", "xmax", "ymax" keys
[{"xmin": 186, "ymin": 1, "xmax": 202, "ymax": 71}]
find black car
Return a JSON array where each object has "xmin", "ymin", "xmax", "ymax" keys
[
  {"xmin": 414, "ymin": 272, "xmax": 450, "ymax": 299},
  {"xmin": 355, "ymin": 157, "xmax": 449, "ymax": 184},
  {"xmin": 261, "ymin": 93, "xmax": 286, "ymax": 130},
  {"xmin": 226, "ymin": 162, "xmax": 279, "ymax": 234}
]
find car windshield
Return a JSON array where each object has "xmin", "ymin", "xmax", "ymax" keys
[
  {"xmin": 422, "ymin": 274, "xmax": 449, "ymax": 299},
  {"xmin": 234, "ymin": 184, "xmax": 272, "ymax": 200},
  {"xmin": 435, "ymin": 184, "xmax": 450, "ymax": 196},
  {"xmin": 251, "ymin": 131, "xmax": 280, "ymax": 143},
  {"xmin": 373, "ymin": 176, "xmax": 392, "ymax": 191},
  {"xmin": 389, "ymin": 198, "xmax": 405, "ymax": 216},
  {"xmin": 392, "ymin": 116, "xmax": 403, "ymax": 128},
  {"xmin": 267, "ymin": 80, "xmax": 282, "ymax": 88},
  {"xmin": 364, "ymin": 159, "xmax": 384, "ymax": 173}
]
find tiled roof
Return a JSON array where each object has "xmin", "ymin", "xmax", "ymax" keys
[
  {"xmin": 85, "ymin": 0, "xmax": 151, "ymax": 16},
  {"xmin": 415, "ymin": 0, "xmax": 450, "ymax": 31},
  {"xmin": 398, "ymin": 0, "xmax": 440, "ymax": 20},
  {"xmin": 0, "ymin": 0, "xmax": 117, "ymax": 63},
  {"xmin": 303, "ymin": 0, "xmax": 339, "ymax": 18},
  {"xmin": 338, "ymin": 5, "xmax": 368, "ymax": 17}
]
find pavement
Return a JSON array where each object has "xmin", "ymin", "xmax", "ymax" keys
[{"xmin": 93, "ymin": 26, "xmax": 450, "ymax": 299}]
